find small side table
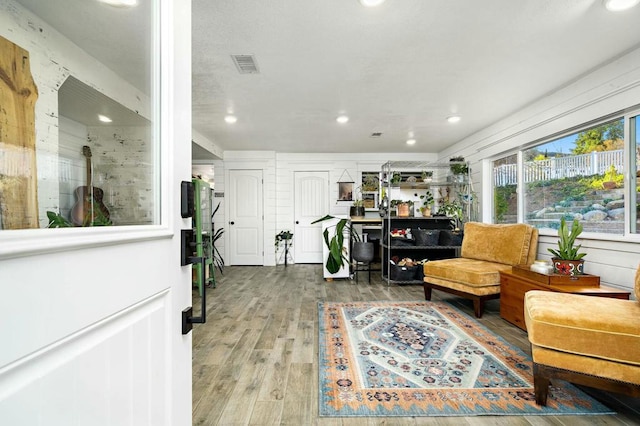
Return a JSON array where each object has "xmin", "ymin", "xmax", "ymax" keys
[{"xmin": 500, "ymin": 269, "xmax": 630, "ymax": 331}]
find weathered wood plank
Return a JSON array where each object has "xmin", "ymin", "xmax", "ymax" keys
[{"xmin": 0, "ymin": 35, "xmax": 39, "ymax": 229}]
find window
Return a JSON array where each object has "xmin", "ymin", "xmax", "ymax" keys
[
  {"xmin": 492, "ymin": 154, "xmax": 518, "ymax": 224},
  {"xmin": 492, "ymin": 116, "xmax": 639, "ymax": 236},
  {"xmin": 0, "ymin": 0, "xmax": 157, "ymax": 231}
]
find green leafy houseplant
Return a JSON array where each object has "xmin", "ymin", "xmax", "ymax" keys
[
  {"xmin": 548, "ymin": 217, "xmax": 586, "ymax": 261},
  {"xmin": 47, "ymin": 211, "xmax": 72, "ymax": 228},
  {"xmin": 311, "ymin": 215, "xmax": 361, "ymax": 274},
  {"xmin": 449, "ymin": 156, "xmax": 469, "ymax": 175}
]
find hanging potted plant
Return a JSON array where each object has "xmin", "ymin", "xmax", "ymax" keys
[{"xmin": 548, "ymin": 217, "xmax": 586, "ymax": 276}]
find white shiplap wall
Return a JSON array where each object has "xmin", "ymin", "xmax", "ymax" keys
[
  {"xmin": 216, "ymin": 152, "xmax": 437, "ymax": 266},
  {"xmin": 438, "ymin": 46, "xmax": 640, "ymax": 296}
]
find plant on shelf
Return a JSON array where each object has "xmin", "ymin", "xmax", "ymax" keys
[
  {"xmin": 419, "ymin": 191, "xmax": 434, "ymax": 217},
  {"xmin": 311, "ymin": 215, "xmax": 362, "ymax": 274},
  {"xmin": 390, "ymin": 172, "xmax": 402, "ymax": 185},
  {"xmin": 350, "ymin": 187, "xmax": 366, "ymax": 218},
  {"xmin": 437, "ymin": 199, "xmax": 463, "ymax": 230},
  {"xmin": 449, "ymin": 156, "xmax": 469, "ymax": 177},
  {"xmin": 548, "ymin": 217, "xmax": 586, "ymax": 276},
  {"xmin": 361, "ymin": 174, "xmax": 379, "ymax": 192},
  {"xmin": 421, "ymin": 170, "xmax": 433, "ymax": 182}
]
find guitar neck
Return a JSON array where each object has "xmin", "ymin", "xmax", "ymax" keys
[{"xmin": 86, "ymin": 155, "xmax": 92, "ymax": 189}]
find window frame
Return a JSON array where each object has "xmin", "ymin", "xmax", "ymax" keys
[{"xmin": 0, "ymin": 0, "xmax": 171, "ymax": 260}]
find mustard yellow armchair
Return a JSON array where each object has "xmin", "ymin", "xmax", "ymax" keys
[
  {"xmin": 423, "ymin": 222, "xmax": 539, "ymax": 317},
  {"xmin": 524, "ymin": 266, "xmax": 640, "ymax": 405}
]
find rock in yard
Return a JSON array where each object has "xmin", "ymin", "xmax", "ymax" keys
[
  {"xmin": 583, "ymin": 210, "xmax": 608, "ymax": 221},
  {"xmin": 608, "ymin": 208, "xmax": 625, "ymax": 220}
]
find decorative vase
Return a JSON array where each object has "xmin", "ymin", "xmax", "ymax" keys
[
  {"xmin": 552, "ymin": 258, "xmax": 584, "ymax": 276},
  {"xmin": 349, "ymin": 206, "xmax": 365, "ymax": 219}
]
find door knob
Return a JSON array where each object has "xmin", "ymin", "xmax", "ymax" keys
[
  {"xmin": 295, "ymin": 221, "xmax": 299, "ymax": 224},
  {"xmin": 230, "ymin": 221, "xmax": 235, "ymax": 225}
]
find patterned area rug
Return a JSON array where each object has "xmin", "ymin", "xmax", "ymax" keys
[{"xmin": 318, "ymin": 301, "xmax": 614, "ymax": 417}]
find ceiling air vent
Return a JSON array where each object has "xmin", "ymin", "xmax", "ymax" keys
[
  {"xmin": 370, "ymin": 132, "xmax": 383, "ymax": 137},
  {"xmin": 231, "ymin": 54, "xmax": 259, "ymax": 74}
]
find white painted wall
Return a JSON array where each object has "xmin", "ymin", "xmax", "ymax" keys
[{"xmin": 439, "ymin": 46, "xmax": 640, "ymax": 295}]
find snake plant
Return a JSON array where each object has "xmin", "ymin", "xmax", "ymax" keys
[{"xmin": 548, "ymin": 217, "xmax": 586, "ymax": 260}]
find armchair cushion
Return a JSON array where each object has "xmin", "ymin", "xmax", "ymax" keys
[
  {"xmin": 461, "ymin": 222, "xmax": 537, "ymax": 266},
  {"xmin": 423, "ymin": 258, "xmax": 512, "ymax": 288},
  {"xmin": 525, "ymin": 290, "xmax": 640, "ymax": 367}
]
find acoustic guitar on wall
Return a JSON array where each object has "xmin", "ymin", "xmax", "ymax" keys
[{"xmin": 71, "ymin": 146, "xmax": 111, "ymax": 226}]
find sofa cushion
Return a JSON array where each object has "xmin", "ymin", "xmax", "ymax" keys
[
  {"xmin": 461, "ymin": 222, "xmax": 537, "ymax": 266},
  {"xmin": 423, "ymin": 257, "xmax": 512, "ymax": 287},
  {"xmin": 525, "ymin": 290, "xmax": 640, "ymax": 367}
]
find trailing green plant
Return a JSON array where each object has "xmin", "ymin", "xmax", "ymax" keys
[
  {"xmin": 275, "ymin": 230, "xmax": 293, "ymax": 247},
  {"xmin": 421, "ymin": 170, "xmax": 433, "ymax": 179},
  {"xmin": 547, "ymin": 217, "xmax": 586, "ymax": 261},
  {"xmin": 311, "ymin": 215, "xmax": 361, "ymax": 274},
  {"xmin": 449, "ymin": 156, "xmax": 468, "ymax": 175},
  {"xmin": 46, "ymin": 211, "xmax": 72, "ymax": 228},
  {"xmin": 420, "ymin": 191, "xmax": 434, "ymax": 208},
  {"xmin": 46, "ymin": 210, "xmax": 112, "ymax": 227}
]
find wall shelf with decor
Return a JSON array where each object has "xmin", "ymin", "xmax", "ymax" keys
[
  {"xmin": 360, "ymin": 171, "xmax": 380, "ymax": 211},
  {"xmin": 379, "ymin": 160, "xmax": 474, "ymax": 285}
]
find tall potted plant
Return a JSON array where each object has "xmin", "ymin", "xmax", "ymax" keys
[
  {"xmin": 548, "ymin": 217, "xmax": 586, "ymax": 276},
  {"xmin": 312, "ymin": 215, "xmax": 365, "ymax": 277}
]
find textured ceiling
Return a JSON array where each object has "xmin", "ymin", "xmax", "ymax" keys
[{"xmin": 192, "ymin": 0, "xmax": 640, "ymax": 155}]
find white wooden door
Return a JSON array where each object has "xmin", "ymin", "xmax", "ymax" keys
[
  {"xmin": 228, "ymin": 169, "xmax": 264, "ymax": 265},
  {"xmin": 294, "ymin": 171, "xmax": 329, "ymax": 263},
  {"xmin": 0, "ymin": 0, "xmax": 191, "ymax": 424}
]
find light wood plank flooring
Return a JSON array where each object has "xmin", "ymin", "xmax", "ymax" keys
[{"xmin": 192, "ymin": 265, "xmax": 640, "ymax": 425}]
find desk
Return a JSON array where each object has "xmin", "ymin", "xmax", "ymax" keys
[{"xmin": 500, "ymin": 269, "xmax": 630, "ymax": 331}]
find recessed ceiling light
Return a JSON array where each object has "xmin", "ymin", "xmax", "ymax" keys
[
  {"xmin": 336, "ymin": 115, "xmax": 349, "ymax": 124},
  {"xmin": 603, "ymin": 0, "xmax": 640, "ymax": 11},
  {"xmin": 98, "ymin": 0, "xmax": 138, "ymax": 7},
  {"xmin": 406, "ymin": 139, "xmax": 416, "ymax": 145},
  {"xmin": 359, "ymin": 0, "xmax": 386, "ymax": 6},
  {"xmin": 224, "ymin": 115, "xmax": 237, "ymax": 124},
  {"xmin": 98, "ymin": 114, "xmax": 112, "ymax": 123},
  {"xmin": 447, "ymin": 115, "xmax": 461, "ymax": 124}
]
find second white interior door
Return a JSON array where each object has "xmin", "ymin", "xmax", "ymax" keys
[{"xmin": 294, "ymin": 171, "xmax": 329, "ymax": 263}]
